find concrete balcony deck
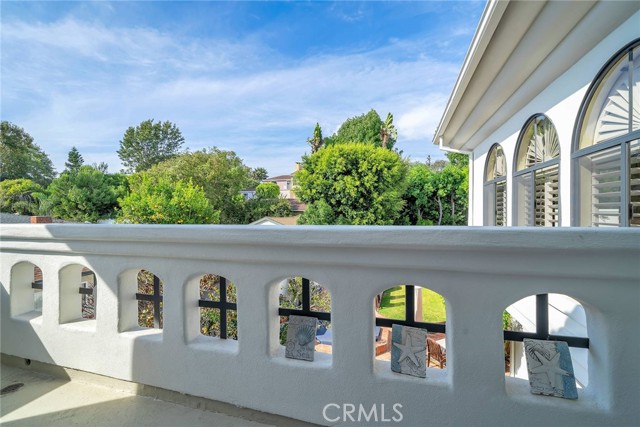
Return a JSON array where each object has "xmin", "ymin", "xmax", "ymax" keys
[
  {"xmin": 0, "ymin": 355, "xmax": 312, "ymax": 426},
  {"xmin": 1, "ymin": 224, "xmax": 638, "ymax": 426}
]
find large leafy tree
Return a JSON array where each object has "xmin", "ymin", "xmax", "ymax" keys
[
  {"xmin": 325, "ymin": 110, "xmax": 397, "ymax": 150},
  {"xmin": 117, "ymin": 119, "xmax": 185, "ymax": 173},
  {"xmin": 47, "ymin": 166, "xmax": 122, "ymax": 222},
  {"xmin": 399, "ymin": 164, "xmax": 436, "ymax": 225},
  {"xmin": 0, "ymin": 178, "xmax": 45, "ymax": 215},
  {"xmin": 0, "ymin": 121, "xmax": 56, "ymax": 186},
  {"xmin": 296, "ymin": 143, "xmax": 407, "ymax": 225},
  {"xmin": 117, "ymin": 173, "xmax": 218, "ymax": 224},
  {"xmin": 65, "ymin": 146, "xmax": 84, "ymax": 172},
  {"xmin": 399, "ymin": 153, "xmax": 469, "ymax": 225},
  {"xmin": 145, "ymin": 148, "xmax": 253, "ymax": 223}
]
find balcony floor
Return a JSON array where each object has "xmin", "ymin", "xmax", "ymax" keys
[{"xmin": 0, "ymin": 361, "xmax": 315, "ymax": 427}]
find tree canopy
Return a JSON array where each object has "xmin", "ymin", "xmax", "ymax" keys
[
  {"xmin": 47, "ymin": 166, "xmax": 122, "ymax": 222},
  {"xmin": 0, "ymin": 178, "xmax": 45, "ymax": 215},
  {"xmin": 144, "ymin": 148, "xmax": 253, "ymax": 223},
  {"xmin": 0, "ymin": 121, "xmax": 56, "ymax": 186},
  {"xmin": 117, "ymin": 119, "xmax": 185, "ymax": 173},
  {"xmin": 255, "ymin": 182, "xmax": 280, "ymax": 199},
  {"xmin": 296, "ymin": 143, "xmax": 407, "ymax": 225},
  {"xmin": 65, "ymin": 147, "xmax": 84, "ymax": 173},
  {"xmin": 325, "ymin": 109, "xmax": 397, "ymax": 150},
  {"xmin": 399, "ymin": 153, "xmax": 469, "ymax": 225},
  {"xmin": 117, "ymin": 173, "xmax": 218, "ymax": 224}
]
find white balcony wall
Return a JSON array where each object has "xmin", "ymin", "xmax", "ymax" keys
[{"xmin": 1, "ymin": 224, "xmax": 638, "ymax": 426}]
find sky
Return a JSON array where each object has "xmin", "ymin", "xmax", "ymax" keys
[{"xmin": 1, "ymin": 1, "xmax": 485, "ymax": 176}]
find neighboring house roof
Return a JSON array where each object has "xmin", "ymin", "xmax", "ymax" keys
[
  {"xmin": 0, "ymin": 212, "xmax": 32, "ymax": 223},
  {"xmin": 287, "ymin": 199, "xmax": 307, "ymax": 212},
  {"xmin": 433, "ymin": 0, "xmax": 638, "ymax": 152},
  {"xmin": 265, "ymin": 175, "xmax": 292, "ymax": 182},
  {"xmin": 250, "ymin": 215, "xmax": 300, "ymax": 226}
]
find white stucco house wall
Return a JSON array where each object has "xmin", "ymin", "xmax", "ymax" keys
[{"xmin": 434, "ymin": 0, "xmax": 639, "ymax": 385}]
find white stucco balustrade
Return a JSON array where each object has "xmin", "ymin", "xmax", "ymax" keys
[{"xmin": 1, "ymin": 224, "xmax": 638, "ymax": 426}]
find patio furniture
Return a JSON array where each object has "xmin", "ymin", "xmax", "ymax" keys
[{"xmin": 427, "ymin": 338, "xmax": 446, "ymax": 369}]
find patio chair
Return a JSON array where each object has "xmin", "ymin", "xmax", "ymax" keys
[{"xmin": 427, "ymin": 338, "xmax": 446, "ymax": 369}]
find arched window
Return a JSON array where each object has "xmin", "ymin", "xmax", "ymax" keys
[
  {"xmin": 574, "ymin": 39, "xmax": 640, "ymax": 227},
  {"xmin": 484, "ymin": 144, "xmax": 507, "ymax": 225},
  {"xmin": 514, "ymin": 115, "xmax": 560, "ymax": 226}
]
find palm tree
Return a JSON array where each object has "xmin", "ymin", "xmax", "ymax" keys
[{"xmin": 380, "ymin": 113, "xmax": 397, "ymax": 149}]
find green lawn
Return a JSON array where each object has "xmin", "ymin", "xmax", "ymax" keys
[{"xmin": 378, "ymin": 286, "xmax": 446, "ymax": 323}]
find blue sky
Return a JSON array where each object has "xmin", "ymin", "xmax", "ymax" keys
[{"xmin": 1, "ymin": 1, "xmax": 484, "ymax": 176}]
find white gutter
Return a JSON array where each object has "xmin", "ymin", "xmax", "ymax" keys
[{"xmin": 438, "ymin": 136, "xmax": 472, "ymax": 154}]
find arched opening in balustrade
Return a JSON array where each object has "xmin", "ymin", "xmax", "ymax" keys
[
  {"xmin": 59, "ymin": 264, "xmax": 97, "ymax": 324},
  {"xmin": 10, "ymin": 262, "xmax": 43, "ymax": 318},
  {"xmin": 374, "ymin": 285, "xmax": 447, "ymax": 370},
  {"xmin": 198, "ymin": 274, "xmax": 238, "ymax": 340},
  {"xmin": 119, "ymin": 268, "xmax": 165, "ymax": 332},
  {"xmin": 276, "ymin": 276, "xmax": 332, "ymax": 356},
  {"xmin": 503, "ymin": 293, "xmax": 589, "ymax": 388}
]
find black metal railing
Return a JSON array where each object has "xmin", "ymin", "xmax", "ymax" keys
[
  {"xmin": 278, "ymin": 278, "xmax": 331, "ymax": 321},
  {"xmin": 198, "ymin": 276, "xmax": 237, "ymax": 339},
  {"xmin": 374, "ymin": 285, "xmax": 446, "ymax": 333},
  {"xmin": 136, "ymin": 274, "xmax": 163, "ymax": 329},
  {"xmin": 503, "ymin": 294, "xmax": 589, "ymax": 348}
]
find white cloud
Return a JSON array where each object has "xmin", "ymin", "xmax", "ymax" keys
[{"xmin": 1, "ymin": 16, "xmax": 465, "ymax": 174}]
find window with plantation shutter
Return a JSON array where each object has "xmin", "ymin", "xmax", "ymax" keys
[
  {"xmin": 484, "ymin": 144, "xmax": 507, "ymax": 226},
  {"xmin": 514, "ymin": 115, "xmax": 560, "ymax": 226},
  {"xmin": 574, "ymin": 40, "xmax": 640, "ymax": 227}
]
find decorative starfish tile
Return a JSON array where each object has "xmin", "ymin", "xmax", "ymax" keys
[
  {"xmin": 524, "ymin": 339, "xmax": 578, "ymax": 399},
  {"xmin": 391, "ymin": 324, "xmax": 427, "ymax": 378}
]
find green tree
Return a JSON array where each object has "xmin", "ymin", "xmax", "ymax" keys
[
  {"xmin": 244, "ymin": 182, "xmax": 292, "ymax": 223},
  {"xmin": 307, "ymin": 123, "xmax": 324, "ymax": 153},
  {"xmin": 145, "ymin": 148, "xmax": 253, "ymax": 223},
  {"xmin": 380, "ymin": 113, "xmax": 397, "ymax": 149},
  {"xmin": 326, "ymin": 110, "xmax": 396, "ymax": 150},
  {"xmin": 65, "ymin": 146, "xmax": 84, "ymax": 172},
  {"xmin": 117, "ymin": 119, "xmax": 185, "ymax": 173},
  {"xmin": 251, "ymin": 167, "xmax": 268, "ymax": 182},
  {"xmin": 117, "ymin": 173, "xmax": 218, "ymax": 224},
  {"xmin": 92, "ymin": 162, "xmax": 109, "ymax": 173},
  {"xmin": 0, "ymin": 121, "xmax": 56, "ymax": 186},
  {"xmin": 0, "ymin": 178, "xmax": 45, "ymax": 215},
  {"xmin": 47, "ymin": 166, "xmax": 121, "ymax": 222},
  {"xmin": 399, "ymin": 164, "xmax": 435, "ymax": 225},
  {"xmin": 400, "ymin": 153, "xmax": 469, "ymax": 225},
  {"xmin": 255, "ymin": 182, "xmax": 280, "ymax": 199},
  {"xmin": 296, "ymin": 143, "xmax": 407, "ymax": 225}
]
